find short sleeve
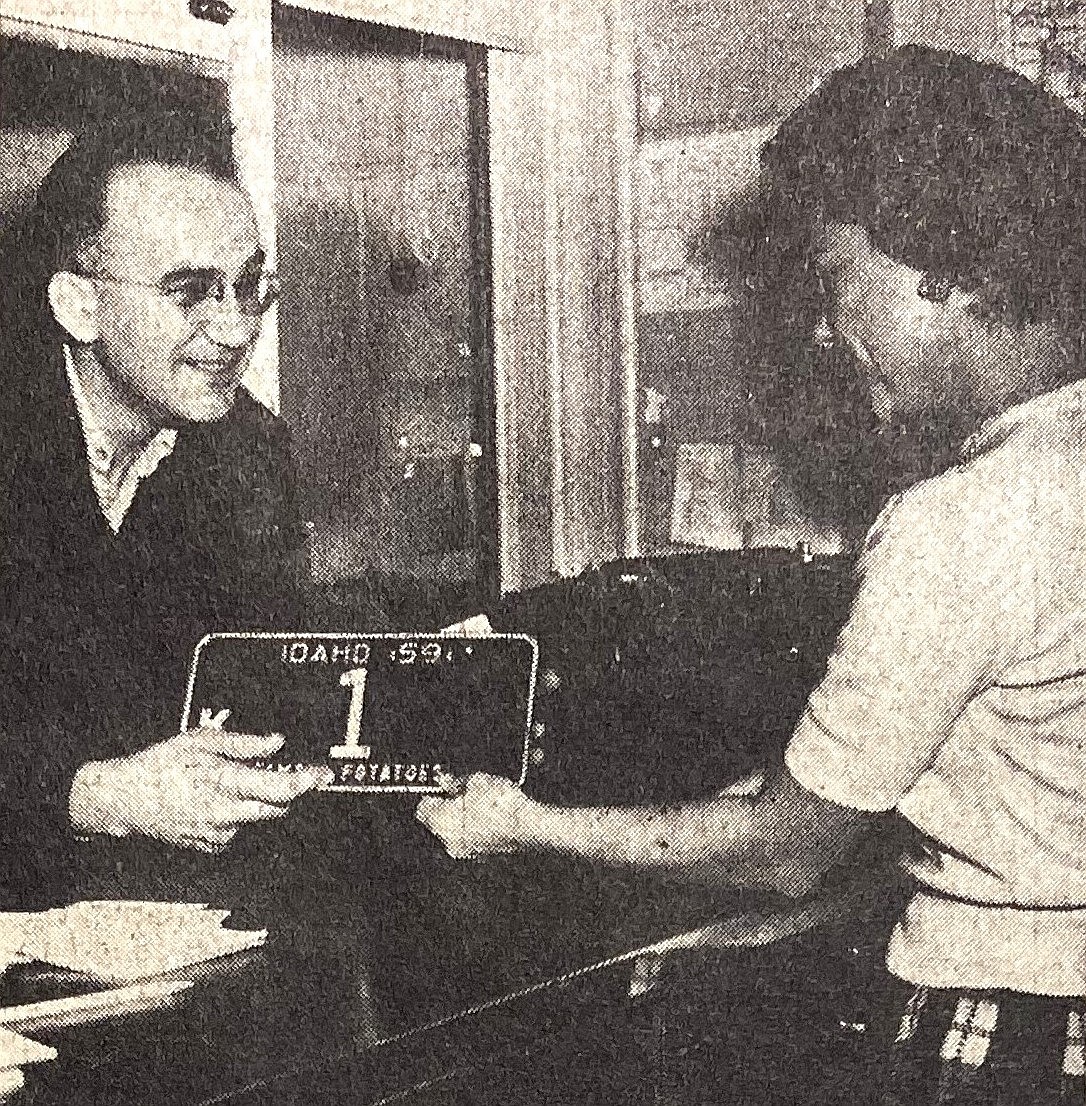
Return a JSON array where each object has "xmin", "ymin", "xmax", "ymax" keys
[{"xmin": 786, "ymin": 462, "xmax": 1037, "ymax": 812}]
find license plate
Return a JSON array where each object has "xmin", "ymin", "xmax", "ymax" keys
[{"xmin": 181, "ymin": 633, "xmax": 538, "ymax": 793}]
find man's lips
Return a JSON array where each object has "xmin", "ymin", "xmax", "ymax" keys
[{"xmin": 180, "ymin": 357, "xmax": 246, "ymax": 385}]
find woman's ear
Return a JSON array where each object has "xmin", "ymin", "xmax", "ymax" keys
[{"xmin": 47, "ymin": 272, "xmax": 100, "ymax": 344}]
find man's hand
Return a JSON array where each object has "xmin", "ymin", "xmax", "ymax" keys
[
  {"xmin": 69, "ymin": 727, "xmax": 330, "ymax": 853},
  {"xmin": 415, "ymin": 773, "xmax": 535, "ymax": 860}
]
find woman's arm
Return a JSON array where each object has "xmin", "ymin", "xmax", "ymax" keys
[{"xmin": 416, "ymin": 766, "xmax": 872, "ymax": 899}]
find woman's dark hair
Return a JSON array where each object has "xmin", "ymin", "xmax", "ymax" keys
[
  {"xmin": 761, "ymin": 44, "xmax": 1086, "ymax": 329},
  {"xmin": 737, "ymin": 46, "xmax": 1086, "ymax": 536}
]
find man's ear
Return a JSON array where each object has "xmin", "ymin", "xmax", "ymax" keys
[{"xmin": 47, "ymin": 272, "xmax": 101, "ymax": 344}]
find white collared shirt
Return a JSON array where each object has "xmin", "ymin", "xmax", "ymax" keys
[
  {"xmin": 787, "ymin": 376, "xmax": 1086, "ymax": 995},
  {"xmin": 64, "ymin": 347, "xmax": 178, "ymax": 533}
]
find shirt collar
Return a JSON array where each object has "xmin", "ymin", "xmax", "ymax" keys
[
  {"xmin": 959, "ymin": 376, "xmax": 1086, "ymax": 464},
  {"xmin": 63, "ymin": 345, "xmax": 176, "ymax": 473}
]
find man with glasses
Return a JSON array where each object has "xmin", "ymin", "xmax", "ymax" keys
[{"xmin": 0, "ymin": 119, "xmax": 327, "ymax": 903}]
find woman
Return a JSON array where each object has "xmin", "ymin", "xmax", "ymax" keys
[{"xmin": 419, "ymin": 46, "xmax": 1086, "ymax": 1103}]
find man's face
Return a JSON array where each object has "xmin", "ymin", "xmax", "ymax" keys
[
  {"xmin": 811, "ymin": 223, "xmax": 966, "ymax": 421},
  {"xmin": 90, "ymin": 162, "xmax": 264, "ymax": 424}
]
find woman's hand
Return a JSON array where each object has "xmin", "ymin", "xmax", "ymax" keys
[{"xmin": 416, "ymin": 773, "xmax": 534, "ymax": 860}]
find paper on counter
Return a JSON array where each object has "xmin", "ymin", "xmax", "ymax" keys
[
  {"xmin": 0, "ymin": 1068, "xmax": 25, "ymax": 1103},
  {"xmin": 0, "ymin": 979, "xmax": 192, "ymax": 1033},
  {"xmin": 0, "ymin": 1025, "xmax": 58, "ymax": 1101},
  {"xmin": 0, "ymin": 1027, "xmax": 56, "ymax": 1067},
  {"xmin": 12, "ymin": 901, "xmax": 267, "ymax": 982},
  {"xmin": 0, "ymin": 917, "xmax": 31, "ymax": 979}
]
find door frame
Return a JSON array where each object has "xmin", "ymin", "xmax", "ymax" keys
[{"xmin": 279, "ymin": 0, "xmax": 634, "ymax": 592}]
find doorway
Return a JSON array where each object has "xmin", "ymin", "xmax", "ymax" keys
[{"xmin": 273, "ymin": 4, "xmax": 498, "ymax": 614}]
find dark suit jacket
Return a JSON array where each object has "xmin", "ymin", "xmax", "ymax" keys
[{"xmin": 0, "ymin": 339, "xmax": 309, "ymax": 907}]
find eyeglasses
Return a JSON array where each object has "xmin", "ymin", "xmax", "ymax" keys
[{"xmin": 76, "ymin": 265, "xmax": 281, "ymax": 319}]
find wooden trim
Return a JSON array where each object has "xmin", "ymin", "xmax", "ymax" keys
[
  {"xmin": 488, "ymin": 49, "xmax": 556, "ymax": 593},
  {"xmin": 231, "ymin": 0, "xmax": 279, "ymax": 411},
  {"xmin": 465, "ymin": 46, "xmax": 502, "ymax": 604},
  {"xmin": 541, "ymin": 110, "xmax": 571, "ymax": 580},
  {"xmin": 0, "ymin": 11, "xmax": 227, "ymax": 74},
  {"xmin": 275, "ymin": 0, "xmax": 533, "ymax": 52},
  {"xmin": 487, "ymin": 55, "xmax": 517, "ymax": 595},
  {"xmin": 612, "ymin": 0, "xmax": 641, "ymax": 559},
  {"xmin": 863, "ymin": 0, "xmax": 894, "ymax": 57}
]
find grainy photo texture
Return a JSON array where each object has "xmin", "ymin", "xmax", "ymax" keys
[{"xmin": 0, "ymin": 2, "xmax": 1085, "ymax": 1103}]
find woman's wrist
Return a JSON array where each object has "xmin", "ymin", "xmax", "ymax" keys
[{"xmin": 506, "ymin": 793, "xmax": 549, "ymax": 852}]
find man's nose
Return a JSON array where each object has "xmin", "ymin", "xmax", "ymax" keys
[{"xmin": 199, "ymin": 288, "xmax": 261, "ymax": 346}]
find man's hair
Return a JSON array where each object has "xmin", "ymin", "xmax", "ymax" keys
[
  {"xmin": 0, "ymin": 109, "xmax": 236, "ymax": 349},
  {"xmin": 760, "ymin": 44, "xmax": 1086, "ymax": 329}
]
